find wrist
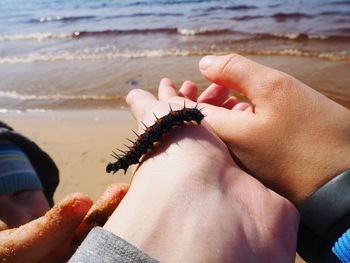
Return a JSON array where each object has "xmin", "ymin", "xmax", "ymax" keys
[
  {"xmin": 103, "ymin": 164, "xmax": 245, "ymax": 261},
  {"xmin": 297, "ymin": 168, "xmax": 350, "ymax": 262},
  {"xmin": 297, "ymin": 148, "xmax": 350, "ymax": 205}
]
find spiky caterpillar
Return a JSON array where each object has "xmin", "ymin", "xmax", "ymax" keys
[{"xmin": 106, "ymin": 105, "xmax": 204, "ymax": 174}]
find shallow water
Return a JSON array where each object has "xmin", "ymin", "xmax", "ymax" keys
[{"xmin": 0, "ymin": 0, "xmax": 349, "ymax": 110}]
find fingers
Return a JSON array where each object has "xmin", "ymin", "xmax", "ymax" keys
[
  {"xmin": 233, "ymin": 102, "xmax": 253, "ymax": 112},
  {"xmin": 197, "ymin": 84, "xmax": 230, "ymax": 106},
  {"xmin": 40, "ymin": 184, "xmax": 129, "ymax": 263},
  {"xmin": 158, "ymin": 78, "xmax": 177, "ymax": 100},
  {"xmin": 126, "ymin": 88, "xmax": 158, "ymax": 122},
  {"xmin": 72, "ymin": 183, "xmax": 129, "ymax": 245},
  {"xmin": 222, "ymin": 97, "xmax": 238, "ymax": 109},
  {"xmin": 199, "ymin": 54, "xmax": 281, "ymax": 104},
  {"xmin": 178, "ymin": 80, "xmax": 198, "ymax": 101},
  {"xmin": 0, "ymin": 193, "xmax": 92, "ymax": 263}
]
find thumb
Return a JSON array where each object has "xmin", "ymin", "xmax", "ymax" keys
[
  {"xmin": 39, "ymin": 184, "xmax": 129, "ymax": 263},
  {"xmin": 199, "ymin": 54, "xmax": 281, "ymax": 106},
  {"xmin": 72, "ymin": 183, "xmax": 129, "ymax": 245},
  {"xmin": 0, "ymin": 193, "xmax": 92, "ymax": 263}
]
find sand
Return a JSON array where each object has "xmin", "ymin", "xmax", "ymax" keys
[{"xmin": 0, "ymin": 110, "xmax": 135, "ymax": 201}]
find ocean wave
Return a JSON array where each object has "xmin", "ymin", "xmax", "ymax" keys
[
  {"xmin": 0, "ymin": 48, "xmax": 349, "ymax": 64},
  {"xmin": 105, "ymin": 12, "xmax": 184, "ymax": 19},
  {"xmin": 124, "ymin": 0, "xmax": 209, "ymax": 7},
  {"xmin": 329, "ymin": 1, "xmax": 350, "ymax": 5},
  {"xmin": 74, "ymin": 28, "xmax": 178, "ymax": 38},
  {"xmin": 270, "ymin": 32, "xmax": 327, "ymax": 40},
  {"xmin": 204, "ymin": 5, "xmax": 257, "ymax": 12},
  {"xmin": 0, "ymin": 32, "xmax": 74, "ymax": 41},
  {"xmin": 0, "ymin": 109, "xmax": 22, "ymax": 114},
  {"xmin": 177, "ymin": 28, "xmax": 231, "ymax": 35},
  {"xmin": 75, "ymin": 28, "xmax": 231, "ymax": 37},
  {"xmin": 0, "ymin": 49, "xmax": 196, "ymax": 63},
  {"xmin": 255, "ymin": 32, "xmax": 350, "ymax": 42},
  {"xmin": 0, "ymin": 108, "xmax": 50, "ymax": 114},
  {"xmin": 0, "ymin": 28, "xmax": 231, "ymax": 41},
  {"xmin": 29, "ymin": 15, "xmax": 96, "ymax": 23},
  {"xmin": 1, "ymin": 27, "xmax": 349, "ymax": 42},
  {"xmin": 30, "ymin": 13, "xmax": 183, "ymax": 24},
  {"xmin": 272, "ymin": 12, "xmax": 313, "ymax": 20},
  {"xmin": 232, "ymin": 15, "xmax": 264, "ymax": 21},
  {"xmin": 0, "ymin": 90, "xmax": 120, "ymax": 101},
  {"xmin": 241, "ymin": 49, "xmax": 350, "ymax": 61}
]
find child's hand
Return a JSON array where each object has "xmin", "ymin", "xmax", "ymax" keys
[
  {"xmin": 0, "ymin": 183, "xmax": 128, "ymax": 263},
  {"xmin": 158, "ymin": 54, "xmax": 350, "ymax": 205}
]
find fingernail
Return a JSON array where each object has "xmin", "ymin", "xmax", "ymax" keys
[{"xmin": 199, "ymin": 55, "xmax": 215, "ymax": 70}]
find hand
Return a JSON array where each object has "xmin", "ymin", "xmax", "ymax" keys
[
  {"xmin": 103, "ymin": 89, "xmax": 299, "ymax": 263},
  {"xmin": 0, "ymin": 183, "xmax": 128, "ymax": 263},
  {"xmin": 158, "ymin": 54, "xmax": 350, "ymax": 205}
]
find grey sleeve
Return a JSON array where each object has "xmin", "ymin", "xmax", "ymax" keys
[{"xmin": 69, "ymin": 227, "xmax": 159, "ymax": 263}]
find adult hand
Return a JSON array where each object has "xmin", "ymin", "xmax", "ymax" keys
[
  {"xmin": 0, "ymin": 183, "xmax": 128, "ymax": 263},
  {"xmin": 103, "ymin": 89, "xmax": 298, "ymax": 263},
  {"xmin": 158, "ymin": 54, "xmax": 350, "ymax": 205}
]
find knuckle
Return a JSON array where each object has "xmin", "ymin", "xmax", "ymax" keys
[{"xmin": 215, "ymin": 53, "xmax": 242, "ymax": 81}]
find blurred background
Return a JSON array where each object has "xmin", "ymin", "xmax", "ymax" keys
[{"xmin": 0, "ymin": 0, "xmax": 349, "ymax": 111}]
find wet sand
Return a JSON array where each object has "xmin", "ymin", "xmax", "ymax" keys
[{"xmin": 1, "ymin": 55, "xmax": 349, "ymax": 110}]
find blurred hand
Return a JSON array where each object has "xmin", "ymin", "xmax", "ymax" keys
[
  {"xmin": 103, "ymin": 89, "xmax": 298, "ymax": 263},
  {"xmin": 0, "ymin": 183, "xmax": 128, "ymax": 263},
  {"xmin": 158, "ymin": 54, "xmax": 350, "ymax": 205}
]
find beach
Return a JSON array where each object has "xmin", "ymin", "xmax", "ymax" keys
[
  {"xmin": 0, "ymin": 110, "xmax": 135, "ymax": 201},
  {"xmin": 1, "ymin": 1, "xmax": 349, "ymax": 261},
  {"xmin": 1, "ymin": 55, "xmax": 346, "ymax": 263},
  {"xmin": 1, "ymin": 54, "xmax": 349, "ymax": 202}
]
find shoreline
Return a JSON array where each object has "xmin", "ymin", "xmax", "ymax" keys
[
  {"xmin": 1, "ymin": 51, "xmax": 350, "ymax": 202},
  {"xmin": 1, "ymin": 55, "xmax": 349, "ymax": 110}
]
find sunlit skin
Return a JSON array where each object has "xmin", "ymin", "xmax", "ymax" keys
[
  {"xmin": 0, "ymin": 190, "xmax": 50, "ymax": 228},
  {"xmin": 103, "ymin": 88, "xmax": 299, "ymax": 263},
  {"xmin": 0, "ymin": 184, "xmax": 129, "ymax": 263},
  {"xmin": 158, "ymin": 54, "xmax": 350, "ymax": 206}
]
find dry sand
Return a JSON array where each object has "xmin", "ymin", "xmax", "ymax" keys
[{"xmin": 1, "ymin": 110, "xmax": 135, "ymax": 201}]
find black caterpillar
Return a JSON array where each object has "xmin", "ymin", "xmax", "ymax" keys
[{"xmin": 106, "ymin": 105, "xmax": 204, "ymax": 174}]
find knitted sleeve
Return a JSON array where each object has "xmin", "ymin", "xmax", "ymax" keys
[{"xmin": 69, "ymin": 227, "xmax": 159, "ymax": 263}]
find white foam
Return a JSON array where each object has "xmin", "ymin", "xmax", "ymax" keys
[
  {"xmin": 0, "ymin": 47, "xmax": 348, "ymax": 64},
  {"xmin": 0, "ymin": 48, "xmax": 195, "ymax": 64},
  {"xmin": 0, "ymin": 32, "xmax": 74, "ymax": 42},
  {"xmin": 271, "ymin": 32, "xmax": 329, "ymax": 40},
  {"xmin": 177, "ymin": 28, "xmax": 225, "ymax": 35},
  {"xmin": 0, "ymin": 90, "xmax": 118, "ymax": 101}
]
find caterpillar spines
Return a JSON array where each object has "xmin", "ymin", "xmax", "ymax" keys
[{"xmin": 106, "ymin": 105, "xmax": 204, "ymax": 174}]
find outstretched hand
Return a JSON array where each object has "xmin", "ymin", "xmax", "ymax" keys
[
  {"xmin": 158, "ymin": 54, "xmax": 350, "ymax": 205},
  {"xmin": 103, "ymin": 89, "xmax": 299, "ymax": 262},
  {"xmin": 0, "ymin": 183, "xmax": 128, "ymax": 263}
]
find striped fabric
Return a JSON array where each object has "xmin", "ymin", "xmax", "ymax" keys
[
  {"xmin": 0, "ymin": 140, "xmax": 42, "ymax": 196},
  {"xmin": 333, "ymin": 228, "xmax": 350, "ymax": 263}
]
